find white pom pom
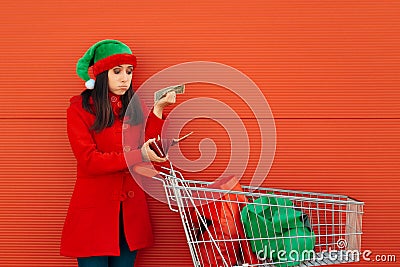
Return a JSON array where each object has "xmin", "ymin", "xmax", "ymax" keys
[{"xmin": 85, "ymin": 79, "xmax": 95, "ymax": 89}]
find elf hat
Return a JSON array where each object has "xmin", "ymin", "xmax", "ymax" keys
[{"xmin": 76, "ymin": 39, "xmax": 137, "ymax": 89}]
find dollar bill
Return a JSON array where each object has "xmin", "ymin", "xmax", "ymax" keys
[{"xmin": 154, "ymin": 84, "xmax": 185, "ymax": 103}]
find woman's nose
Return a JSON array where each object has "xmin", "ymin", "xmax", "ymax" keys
[{"xmin": 121, "ymin": 72, "xmax": 128, "ymax": 82}]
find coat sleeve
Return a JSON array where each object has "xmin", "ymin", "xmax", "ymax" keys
[
  {"xmin": 139, "ymin": 96, "xmax": 169, "ymax": 141},
  {"xmin": 67, "ymin": 103, "xmax": 143, "ymax": 176},
  {"xmin": 145, "ymin": 108, "xmax": 168, "ymax": 140}
]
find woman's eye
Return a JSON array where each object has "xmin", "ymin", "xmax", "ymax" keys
[
  {"xmin": 127, "ymin": 71, "xmax": 132, "ymax": 75},
  {"xmin": 113, "ymin": 69, "xmax": 121, "ymax": 74}
]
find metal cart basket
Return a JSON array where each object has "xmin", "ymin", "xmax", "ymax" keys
[{"xmin": 138, "ymin": 164, "xmax": 364, "ymax": 267}]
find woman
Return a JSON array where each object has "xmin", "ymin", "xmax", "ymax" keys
[{"xmin": 60, "ymin": 39, "xmax": 176, "ymax": 267}]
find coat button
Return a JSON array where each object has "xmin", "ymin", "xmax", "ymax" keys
[
  {"xmin": 128, "ymin": 191, "xmax": 135, "ymax": 198},
  {"xmin": 120, "ymin": 192, "xmax": 127, "ymax": 201},
  {"xmin": 122, "ymin": 124, "xmax": 129, "ymax": 130},
  {"xmin": 111, "ymin": 96, "xmax": 118, "ymax": 102},
  {"xmin": 123, "ymin": 145, "xmax": 131, "ymax": 152}
]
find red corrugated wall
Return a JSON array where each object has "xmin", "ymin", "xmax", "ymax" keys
[{"xmin": 0, "ymin": 0, "xmax": 399, "ymax": 266}]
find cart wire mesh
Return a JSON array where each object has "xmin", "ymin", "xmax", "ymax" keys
[{"xmin": 150, "ymin": 166, "xmax": 363, "ymax": 267}]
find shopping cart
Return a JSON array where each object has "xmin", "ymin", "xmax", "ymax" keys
[{"xmin": 134, "ymin": 163, "xmax": 364, "ymax": 267}]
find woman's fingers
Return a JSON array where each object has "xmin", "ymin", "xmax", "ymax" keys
[
  {"xmin": 140, "ymin": 138, "xmax": 156, "ymax": 162},
  {"xmin": 166, "ymin": 91, "xmax": 176, "ymax": 104},
  {"xmin": 155, "ymin": 91, "xmax": 176, "ymax": 108},
  {"xmin": 147, "ymin": 149, "xmax": 167, "ymax": 162},
  {"xmin": 142, "ymin": 138, "xmax": 167, "ymax": 162}
]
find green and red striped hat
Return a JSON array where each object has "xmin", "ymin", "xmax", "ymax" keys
[{"xmin": 76, "ymin": 39, "xmax": 137, "ymax": 89}]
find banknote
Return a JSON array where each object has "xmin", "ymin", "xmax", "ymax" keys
[{"xmin": 154, "ymin": 84, "xmax": 185, "ymax": 103}]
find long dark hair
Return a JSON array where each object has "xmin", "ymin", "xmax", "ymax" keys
[{"xmin": 81, "ymin": 71, "xmax": 143, "ymax": 132}]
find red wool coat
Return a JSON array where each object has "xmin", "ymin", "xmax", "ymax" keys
[{"xmin": 60, "ymin": 92, "xmax": 165, "ymax": 257}]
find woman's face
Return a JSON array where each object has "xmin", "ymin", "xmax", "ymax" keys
[{"xmin": 108, "ymin": 64, "xmax": 133, "ymax": 95}]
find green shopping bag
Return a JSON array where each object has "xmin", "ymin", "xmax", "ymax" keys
[
  {"xmin": 241, "ymin": 195, "xmax": 316, "ymax": 266},
  {"xmin": 276, "ymin": 227, "xmax": 315, "ymax": 267}
]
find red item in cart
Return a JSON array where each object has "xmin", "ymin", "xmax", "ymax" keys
[{"xmin": 189, "ymin": 175, "xmax": 260, "ymax": 266}]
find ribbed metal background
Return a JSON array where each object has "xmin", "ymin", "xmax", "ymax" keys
[{"xmin": 0, "ymin": 0, "xmax": 399, "ymax": 266}]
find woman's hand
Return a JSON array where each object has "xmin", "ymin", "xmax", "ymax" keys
[
  {"xmin": 141, "ymin": 138, "xmax": 168, "ymax": 163},
  {"xmin": 153, "ymin": 91, "xmax": 176, "ymax": 119}
]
